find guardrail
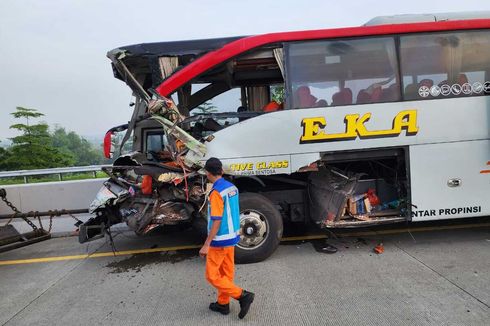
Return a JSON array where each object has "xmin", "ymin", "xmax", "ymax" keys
[{"xmin": 0, "ymin": 165, "xmax": 110, "ymax": 183}]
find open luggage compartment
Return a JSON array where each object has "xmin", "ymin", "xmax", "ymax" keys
[{"xmin": 308, "ymin": 148, "xmax": 409, "ymax": 227}]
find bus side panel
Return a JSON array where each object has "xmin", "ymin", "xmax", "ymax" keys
[{"xmin": 410, "ymin": 140, "xmax": 490, "ymax": 221}]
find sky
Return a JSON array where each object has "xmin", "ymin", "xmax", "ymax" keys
[{"xmin": 1, "ymin": 0, "xmax": 489, "ymax": 142}]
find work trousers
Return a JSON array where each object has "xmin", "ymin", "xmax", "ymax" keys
[{"xmin": 205, "ymin": 246, "xmax": 243, "ymax": 304}]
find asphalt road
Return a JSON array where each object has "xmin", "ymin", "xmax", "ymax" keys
[{"xmin": 0, "ymin": 219, "xmax": 489, "ymax": 325}]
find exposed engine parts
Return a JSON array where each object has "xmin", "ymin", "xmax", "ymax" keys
[{"xmin": 87, "ymin": 151, "xmax": 208, "ymax": 239}]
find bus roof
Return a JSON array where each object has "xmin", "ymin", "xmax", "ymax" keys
[
  {"xmin": 107, "ymin": 36, "xmax": 245, "ymax": 86},
  {"xmin": 365, "ymin": 11, "xmax": 490, "ymax": 26},
  {"xmin": 155, "ymin": 18, "xmax": 490, "ymax": 97},
  {"xmin": 108, "ymin": 36, "xmax": 245, "ymax": 61}
]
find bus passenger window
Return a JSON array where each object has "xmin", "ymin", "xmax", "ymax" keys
[
  {"xmin": 285, "ymin": 37, "xmax": 400, "ymax": 109},
  {"xmin": 400, "ymin": 31, "xmax": 490, "ymax": 101}
]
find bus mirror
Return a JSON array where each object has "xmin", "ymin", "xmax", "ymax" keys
[{"xmin": 103, "ymin": 131, "xmax": 115, "ymax": 159}]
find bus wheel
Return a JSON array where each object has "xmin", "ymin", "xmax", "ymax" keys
[{"xmin": 236, "ymin": 193, "xmax": 283, "ymax": 264}]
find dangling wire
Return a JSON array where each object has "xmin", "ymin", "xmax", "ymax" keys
[{"xmin": 178, "ymin": 157, "xmax": 190, "ymax": 202}]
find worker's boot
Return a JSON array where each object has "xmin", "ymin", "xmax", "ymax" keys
[
  {"xmin": 209, "ymin": 302, "xmax": 230, "ymax": 315},
  {"xmin": 238, "ymin": 290, "xmax": 255, "ymax": 319}
]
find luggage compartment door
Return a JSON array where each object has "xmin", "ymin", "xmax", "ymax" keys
[{"xmin": 409, "ymin": 140, "xmax": 490, "ymax": 221}]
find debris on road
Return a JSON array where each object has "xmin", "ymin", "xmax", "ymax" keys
[
  {"xmin": 311, "ymin": 239, "xmax": 338, "ymax": 254},
  {"xmin": 373, "ymin": 243, "xmax": 385, "ymax": 254}
]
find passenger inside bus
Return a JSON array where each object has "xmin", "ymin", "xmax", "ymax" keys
[
  {"xmin": 263, "ymin": 100, "xmax": 283, "ymax": 112},
  {"xmin": 331, "ymin": 88, "xmax": 353, "ymax": 106},
  {"xmin": 357, "ymin": 84, "xmax": 383, "ymax": 104},
  {"xmin": 315, "ymin": 99, "xmax": 328, "ymax": 107},
  {"xmin": 293, "ymin": 85, "xmax": 331, "ymax": 108},
  {"xmin": 294, "ymin": 86, "xmax": 318, "ymax": 108}
]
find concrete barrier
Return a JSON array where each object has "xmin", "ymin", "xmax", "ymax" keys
[{"xmin": 0, "ymin": 179, "xmax": 106, "ymax": 215}]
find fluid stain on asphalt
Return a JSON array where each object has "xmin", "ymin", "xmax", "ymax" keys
[{"xmin": 106, "ymin": 249, "xmax": 199, "ymax": 274}]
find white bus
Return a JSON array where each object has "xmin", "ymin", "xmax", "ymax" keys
[{"xmin": 82, "ymin": 12, "xmax": 490, "ymax": 263}]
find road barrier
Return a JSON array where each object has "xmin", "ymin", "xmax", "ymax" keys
[
  {"xmin": 0, "ymin": 179, "xmax": 105, "ymax": 216},
  {"xmin": 0, "ymin": 165, "xmax": 109, "ymax": 183}
]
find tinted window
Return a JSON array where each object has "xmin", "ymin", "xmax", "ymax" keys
[
  {"xmin": 400, "ymin": 30, "xmax": 490, "ymax": 100},
  {"xmin": 286, "ymin": 37, "xmax": 400, "ymax": 109}
]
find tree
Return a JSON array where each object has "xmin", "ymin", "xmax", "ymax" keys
[
  {"xmin": 3, "ymin": 107, "xmax": 74, "ymax": 170},
  {"xmin": 0, "ymin": 142, "xmax": 10, "ymax": 170},
  {"xmin": 51, "ymin": 126, "xmax": 105, "ymax": 166},
  {"xmin": 271, "ymin": 85, "xmax": 285, "ymax": 104},
  {"xmin": 193, "ymin": 102, "xmax": 218, "ymax": 115}
]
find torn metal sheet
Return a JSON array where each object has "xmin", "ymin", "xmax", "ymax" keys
[
  {"xmin": 151, "ymin": 201, "xmax": 193, "ymax": 225},
  {"xmin": 308, "ymin": 169, "xmax": 359, "ymax": 222},
  {"xmin": 150, "ymin": 114, "xmax": 207, "ymax": 165},
  {"xmin": 107, "ymin": 50, "xmax": 150, "ymax": 103}
]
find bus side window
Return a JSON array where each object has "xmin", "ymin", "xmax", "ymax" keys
[
  {"xmin": 400, "ymin": 31, "xmax": 490, "ymax": 101},
  {"xmin": 285, "ymin": 37, "xmax": 400, "ymax": 109}
]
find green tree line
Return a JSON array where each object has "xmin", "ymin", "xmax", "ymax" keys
[{"xmin": 0, "ymin": 107, "xmax": 107, "ymax": 171}]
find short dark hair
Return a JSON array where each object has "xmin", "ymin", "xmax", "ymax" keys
[{"xmin": 204, "ymin": 157, "xmax": 223, "ymax": 176}]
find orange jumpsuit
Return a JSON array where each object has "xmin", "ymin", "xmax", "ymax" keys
[{"xmin": 205, "ymin": 190, "xmax": 243, "ymax": 304}]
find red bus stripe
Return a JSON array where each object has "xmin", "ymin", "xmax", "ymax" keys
[{"xmin": 156, "ymin": 19, "xmax": 490, "ymax": 96}]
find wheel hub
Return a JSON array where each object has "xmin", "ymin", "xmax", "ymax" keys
[
  {"xmin": 238, "ymin": 210, "xmax": 268, "ymax": 250},
  {"xmin": 245, "ymin": 226, "xmax": 255, "ymax": 235}
]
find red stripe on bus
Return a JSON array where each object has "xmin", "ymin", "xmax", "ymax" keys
[
  {"xmin": 156, "ymin": 19, "xmax": 490, "ymax": 97},
  {"xmin": 480, "ymin": 170, "xmax": 490, "ymax": 174}
]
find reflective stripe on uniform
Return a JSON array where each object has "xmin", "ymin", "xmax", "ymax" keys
[{"xmin": 213, "ymin": 231, "xmax": 240, "ymax": 241}]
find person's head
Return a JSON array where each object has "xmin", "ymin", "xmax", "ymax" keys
[{"xmin": 204, "ymin": 157, "xmax": 223, "ymax": 182}]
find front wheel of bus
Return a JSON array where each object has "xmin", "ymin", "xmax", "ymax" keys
[{"xmin": 236, "ymin": 193, "xmax": 283, "ymax": 264}]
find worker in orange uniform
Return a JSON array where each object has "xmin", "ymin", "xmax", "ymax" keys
[
  {"xmin": 263, "ymin": 100, "xmax": 283, "ymax": 112},
  {"xmin": 199, "ymin": 157, "xmax": 255, "ymax": 319}
]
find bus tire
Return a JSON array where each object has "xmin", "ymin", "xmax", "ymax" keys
[{"xmin": 235, "ymin": 192, "xmax": 283, "ymax": 264}]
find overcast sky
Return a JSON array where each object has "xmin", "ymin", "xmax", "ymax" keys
[{"xmin": 1, "ymin": 0, "xmax": 489, "ymax": 141}]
